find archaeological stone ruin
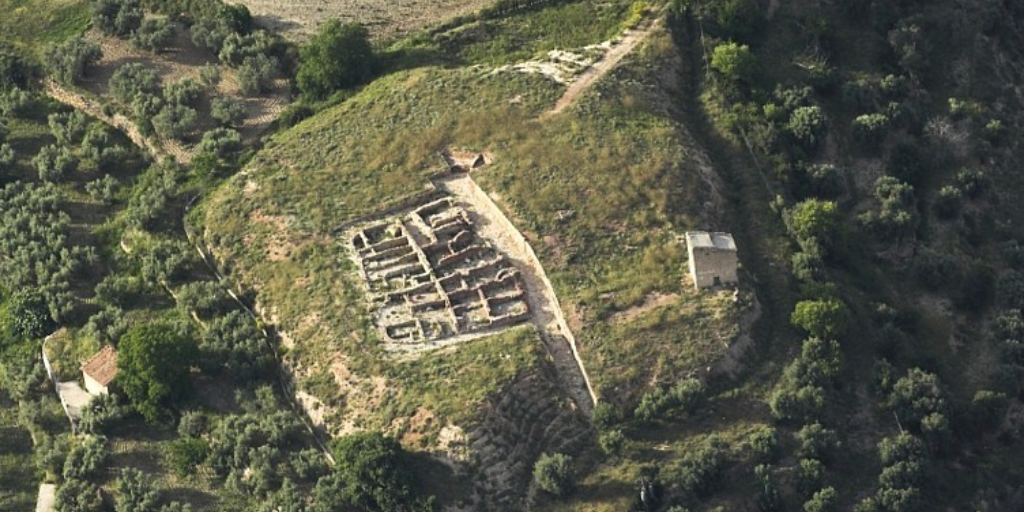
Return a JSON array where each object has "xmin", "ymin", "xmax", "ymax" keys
[
  {"xmin": 350, "ymin": 197, "xmax": 531, "ymax": 352},
  {"xmin": 686, "ymin": 231, "xmax": 739, "ymax": 290}
]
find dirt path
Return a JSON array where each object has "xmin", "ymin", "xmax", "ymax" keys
[
  {"xmin": 44, "ymin": 80, "xmax": 172, "ymax": 162},
  {"xmin": 546, "ymin": 18, "xmax": 661, "ymax": 116},
  {"xmin": 433, "ymin": 173, "xmax": 597, "ymax": 413}
]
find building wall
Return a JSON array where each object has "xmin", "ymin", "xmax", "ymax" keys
[
  {"xmin": 83, "ymin": 374, "xmax": 108, "ymax": 396},
  {"xmin": 688, "ymin": 247, "xmax": 738, "ymax": 290}
]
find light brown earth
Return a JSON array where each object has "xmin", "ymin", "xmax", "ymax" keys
[
  {"xmin": 546, "ymin": 17, "xmax": 661, "ymax": 116},
  {"xmin": 231, "ymin": 0, "xmax": 496, "ymax": 41}
]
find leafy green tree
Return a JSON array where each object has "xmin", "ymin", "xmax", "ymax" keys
[
  {"xmin": 9, "ymin": 290, "xmax": 56, "ymax": 339},
  {"xmin": 211, "ymin": 96, "xmax": 246, "ymax": 127},
  {"xmin": 787, "ymin": 106, "xmax": 828, "ymax": 150},
  {"xmin": 43, "ymin": 37, "xmax": 102, "ymax": 85},
  {"xmin": 860, "ymin": 176, "xmax": 917, "ymax": 240},
  {"xmin": 152, "ymin": 103, "xmax": 197, "ymax": 140},
  {"xmin": 79, "ymin": 393, "xmax": 130, "ymax": 435},
  {"xmin": 678, "ymin": 435, "xmax": 730, "ymax": 498},
  {"xmin": 747, "ymin": 426, "xmax": 778, "ymax": 463},
  {"xmin": 48, "ymin": 111, "xmax": 88, "ymax": 146},
  {"xmin": 63, "ymin": 435, "xmax": 108, "ymax": 481},
  {"xmin": 598, "ymin": 429, "xmax": 625, "ymax": 456},
  {"xmin": 796, "ymin": 423, "xmax": 838, "ymax": 463},
  {"xmin": 55, "ymin": 478, "xmax": 103, "ymax": 512},
  {"xmin": 34, "ymin": 144, "xmax": 78, "ymax": 182},
  {"xmin": 85, "ymin": 175, "xmax": 120, "ymax": 205},
  {"xmin": 714, "ymin": 0, "xmax": 763, "ymax": 40},
  {"xmin": 710, "ymin": 42, "xmax": 756, "ymax": 83},
  {"xmin": 852, "ymin": 113, "xmax": 891, "ymax": 146},
  {"xmin": 116, "ymin": 323, "xmax": 198, "ymax": 422},
  {"xmin": 238, "ymin": 54, "xmax": 278, "ymax": 96},
  {"xmin": 796, "ymin": 457, "xmax": 824, "ymax": 496},
  {"xmin": 109, "ymin": 63, "xmax": 161, "ymax": 104},
  {"xmin": 163, "ymin": 77, "xmax": 204, "ymax": 108},
  {"xmin": 297, "ymin": 21, "xmax": 376, "ymax": 99},
  {"xmin": 804, "ymin": 486, "xmax": 838, "ymax": 512},
  {"xmin": 164, "ymin": 437, "xmax": 208, "ymax": 478},
  {"xmin": 92, "ymin": 0, "xmax": 142, "ymax": 38},
  {"xmin": 534, "ymin": 453, "xmax": 575, "ymax": 497},
  {"xmin": 786, "ymin": 199, "xmax": 842, "ymax": 255},
  {"xmin": 887, "ymin": 369, "xmax": 945, "ymax": 429},
  {"xmin": 791, "ymin": 299, "xmax": 849, "ymax": 339},
  {"xmin": 131, "ymin": 18, "xmax": 175, "ymax": 53},
  {"xmin": 114, "ymin": 468, "xmax": 159, "ymax": 512},
  {"xmin": 331, "ymin": 432, "xmax": 433, "ymax": 512}
]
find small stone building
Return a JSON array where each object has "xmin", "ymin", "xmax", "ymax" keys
[
  {"xmin": 81, "ymin": 345, "xmax": 118, "ymax": 396},
  {"xmin": 686, "ymin": 231, "xmax": 739, "ymax": 290}
]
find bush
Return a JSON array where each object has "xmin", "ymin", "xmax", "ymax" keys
[
  {"xmin": 797, "ymin": 457, "xmax": 824, "ymax": 496},
  {"xmin": 860, "ymin": 176, "xmax": 917, "ymax": 240},
  {"xmin": 85, "ymin": 175, "xmax": 120, "ymax": 205},
  {"xmin": 591, "ymin": 402, "xmax": 621, "ymax": 428},
  {"xmin": 238, "ymin": 54, "xmax": 278, "ymax": 96},
  {"xmin": 791, "ymin": 298, "xmax": 849, "ymax": 339},
  {"xmin": 79, "ymin": 393, "xmax": 130, "ymax": 435},
  {"xmin": 796, "ymin": 423, "xmax": 838, "ymax": 462},
  {"xmin": 109, "ymin": 63, "xmax": 161, "ymax": 104},
  {"xmin": 713, "ymin": 0, "xmax": 763, "ymax": 40},
  {"xmin": 330, "ymin": 432, "xmax": 433, "ymax": 511},
  {"xmin": 163, "ymin": 77, "xmax": 204, "ymax": 107},
  {"xmin": 911, "ymin": 249, "xmax": 959, "ymax": 290},
  {"xmin": 792, "ymin": 250, "xmax": 826, "ymax": 282},
  {"xmin": 211, "ymin": 96, "xmax": 246, "ymax": 127},
  {"xmin": 114, "ymin": 468, "xmax": 159, "ymax": 512},
  {"xmin": 804, "ymin": 486, "xmax": 838, "ymax": 512},
  {"xmin": 710, "ymin": 42, "xmax": 756, "ymax": 84},
  {"xmin": 599, "ymin": 429, "xmax": 625, "ymax": 456},
  {"xmin": 152, "ymin": 103, "xmax": 197, "ymax": 140},
  {"xmin": 534, "ymin": 453, "xmax": 575, "ymax": 496},
  {"xmin": 164, "ymin": 437, "xmax": 208, "ymax": 478},
  {"xmin": 55, "ymin": 478, "xmax": 103, "ymax": 512},
  {"xmin": 887, "ymin": 369, "xmax": 945, "ymax": 429},
  {"xmin": 297, "ymin": 21, "xmax": 376, "ymax": 100},
  {"xmin": 0, "ymin": 50, "xmax": 31, "ymax": 91},
  {"xmin": 634, "ymin": 377, "xmax": 705, "ymax": 422},
  {"xmin": 786, "ymin": 199, "xmax": 842, "ymax": 255},
  {"xmin": 677, "ymin": 435, "xmax": 729, "ymax": 498},
  {"xmin": 43, "ymin": 37, "xmax": 102, "ymax": 85},
  {"xmin": 8, "ymin": 290, "xmax": 56, "ymax": 339},
  {"xmin": 92, "ymin": 0, "xmax": 142, "ymax": 38},
  {"xmin": 747, "ymin": 426, "xmax": 778, "ymax": 462},
  {"xmin": 131, "ymin": 17, "xmax": 175, "ymax": 53},
  {"xmin": 933, "ymin": 186, "xmax": 962, "ymax": 220},
  {"xmin": 998, "ymin": 270, "xmax": 1024, "ymax": 310},
  {"xmin": 851, "ymin": 113, "xmax": 890, "ymax": 146},
  {"xmin": 34, "ymin": 144, "xmax": 79, "ymax": 182},
  {"xmin": 49, "ymin": 111, "xmax": 88, "ymax": 146},
  {"xmin": 787, "ymin": 106, "xmax": 828, "ymax": 150},
  {"xmin": 971, "ymin": 390, "xmax": 1008, "ymax": 431},
  {"xmin": 63, "ymin": 435, "xmax": 108, "ymax": 481}
]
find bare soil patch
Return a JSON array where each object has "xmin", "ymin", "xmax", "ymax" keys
[
  {"xmin": 608, "ymin": 292, "xmax": 680, "ymax": 325},
  {"xmin": 232, "ymin": 0, "xmax": 497, "ymax": 41}
]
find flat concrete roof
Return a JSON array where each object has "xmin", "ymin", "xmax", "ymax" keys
[{"xmin": 686, "ymin": 231, "xmax": 736, "ymax": 251}]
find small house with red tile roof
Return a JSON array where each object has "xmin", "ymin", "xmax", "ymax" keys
[{"xmin": 81, "ymin": 345, "xmax": 118, "ymax": 396}]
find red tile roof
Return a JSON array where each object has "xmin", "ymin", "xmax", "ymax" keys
[{"xmin": 81, "ymin": 345, "xmax": 118, "ymax": 386}]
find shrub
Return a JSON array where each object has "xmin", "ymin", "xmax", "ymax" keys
[
  {"xmin": 534, "ymin": 453, "xmax": 575, "ymax": 496},
  {"xmin": 911, "ymin": 249, "xmax": 959, "ymax": 290},
  {"xmin": 55, "ymin": 478, "xmax": 103, "ymax": 512},
  {"xmin": 34, "ymin": 144, "xmax": 78, "ymax": 183},
  {"xmin": 804, "ymin": 486, "xmax": 838, "ymax": 512},
  {"xmin": 297, "ymin": 21, "xmax": 376, "ymax": 100},
  {"xmin": 591, "ymin": 402, "xmax": 621, "ymax": 428},
  {"xmin": 163, "ymin": 77, "xmax": 204, "ymax": 107},
  {"xmin": 92, "ymin": 0, "xmax": 142, "ymax": 38},
  {"xmin": 152, "ymin": 103, "xmax": 197, "ymax": 140},
  {"xmin": 797, "ymin": 457, "xmax": 824, "ymax": 496},
  {"xmin": 131, "ymin": 18, "xmax": 175, "ymax": 53},
  {"xmin": 860, "ymin": 176, "xmax": 917, "ymax": 240},
  {"xmin": 998, "ymin": 270, "xmax": 1024, "ymax": 310},
  {"xmin": 599, "ymin": 429, "xmax": 625, "ymax": 456},
  {"xmin": 971, "ymin": 390, "xmax": 1008, "ymax": 431},
  {"xmin": 851, "ymin": 113, "xmax": 890, "ymax": 146},
  {"xmin": 786, "ymin": 199, "xmax": 842, "ymax": 255},
  {"xmin": 238, "ymin": 54, "xmax": 278, "ymax": 96},
  {"xmin": 8, "ymin": 290, "xmax": 56, "ymax": 339},
  {"xmin": 79, "ymin": 393, "xmax": 130, "ymax": 435},
  {"xmin": 634, "ymin": 377, "xmax": 705, "ymax": 422},
  {"xmin": 114, "ymin": 468, "xmax": 159, "ymax": 512},
  {"xmin": 677, "ymin": 435, "xmax": 729, "ymax": 497},
  {"xmin": 48, "ymin": 111, "xmax": 88, "ymax": 146},
  {"xmin": 211, "ymin": 96, "xmax": 246, "ymax": 127},
  {"xmin": 787, "ymin": 106, "xmax": 828, "ymax": 150},
  {"xmin": 955, "ymin": 168, "xmax": 989, "ymax": 199},
  {"xmin": 932, "ymin": 186, "xmax": 962, "ymax": 220},
  {"xmin": 887, "ymin": 369, "xmax": 945, "ymax": 429},
  {"xmin": 713, "ymin": 0, "xmax": 763, "ymax": 40},
  {"xmin": 796, "ymin": 423, "xmax": 838, "ymax": 462},
  {"xmin": 747, "ymin": 426, "xmax": 778, "ymax": 462},
  {"xmin": 43, "ymin": 37, "xmax": 102, "ymax": 85},
  {"xmin": 330, "ymin": 432, "xmax": 432, "ymax": 511},
  {"xmin": 791, "ymin": 298, "xmax": 849, "ymax": 339},
  {"xmin": 792, "ymin": 250, "xmax": 826, "ymax": 283},
  {"xmin": 0, "ymin": 50, "xmax": 31, "ymax": 91},
  {"xmin": 63, "ymin": 435, "xmax": 108, "ymax": 480},
  {"xmin": 85, "ymin": 175, "xmax": 120, "ymax": 205},
  {"xmin": 164, "ymin": 438, "xmax": 208, "ymax": 478},
  {"xmin": 109, "ymin": 63, "xmax": 161, "ymax": 104},
  {"xmin": 712, "ymin": 42, "xmax": 757, "ymax": 87},
  {"xmin": 197, "ymin": 128, "xmax": 243, "ymax": 159}
]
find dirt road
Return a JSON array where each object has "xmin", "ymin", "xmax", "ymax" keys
[
  {"xmin": 434, "ymin": 173, "xmax": 597, "ymax": 413},
  {"xmin": 546, "ymin": 18, "xmax": 661, "ymax": 116}
]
